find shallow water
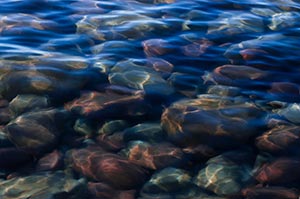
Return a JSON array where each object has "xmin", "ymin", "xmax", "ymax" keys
[{"xmin": 1, "ymin": 0, "xmax": 300, "ymax": 198}]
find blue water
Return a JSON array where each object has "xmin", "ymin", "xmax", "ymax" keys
[{"xmin": 1, "ymin": 0, "xmax": 300, "ymax": 198}]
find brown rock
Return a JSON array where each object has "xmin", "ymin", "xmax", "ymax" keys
[
  {"xmin": 123, "ymin": 142, "xmax": 184, "ymax": 170},
  {"xmin": 142, "ymin": 39, "xmax": 173, "ymax": 57},
  {"xmin": 64, "ymin": 91, "xmax": 149, "ymax": 118},
  {"xmin": 242, "ymin": 186, "xmax": 299, "ymax": 199},
  {"xmin": 255, "ymin": 158, "xmax": 300, "ymax": 185},
  {"xmin": 36, "ymin": 150, "xmax": 64, "ymax": 172},
  {"xmin": 70, "ymin": 147, "xmax": 148, "ymax": 189},
  {"xmin": 256, "ymin": 125, "xmax": 300, "ymax": 155}
]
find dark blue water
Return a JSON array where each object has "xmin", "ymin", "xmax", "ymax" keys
[{"xmin": 0, "ymin": 0, "xmax": 300, "ymax": 198}]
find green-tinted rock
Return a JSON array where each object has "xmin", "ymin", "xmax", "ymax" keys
[
  {"xmin": 0, "ymin": 171, "xmax": 87, "ymax": 199},
  {"xmin": 5, "ymin": 109, "xmax": 68, "ymax": 155},
  {"xmin": 9, "ymin": 94, "xmax": 49, "ymax": 117},
  {"xmin": 194, "ymin": 150, "xmax": 254, "ymax": 196},
  {"xmin": 109, "ymin": 59, "xmax": 174, "ymax": 96},
  {"xmin": 123, "ymin": 122, "xmax": 166, "ymax": 143},
  {"xmin": 98, "ymin": 120, "xmax": 129, "ymax": 136},
  {"xmin": 141, "ymin": 167, "xmax": 192, "ymax": 194}
]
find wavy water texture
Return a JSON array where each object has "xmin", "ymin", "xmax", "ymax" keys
[{"xmin": 1, "ymin": 0, "xmax": 300, "ymax": 199}]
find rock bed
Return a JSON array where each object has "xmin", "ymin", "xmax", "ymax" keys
[{"xmin": 0, "ymin": 0, "xmax": 300, "ymax": 198}]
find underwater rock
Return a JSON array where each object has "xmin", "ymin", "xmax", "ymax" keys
[
  {"xmin": 203, "ymin": 64, "xmax": 269, "ymax": 88},
  {"xmin": 0, "ymin": 171, "xmax": 87, "ymax": 199},
  {"xmin": 109, "ymin": 59, "xmax": 174, "ymax": 96},
  {"xmin": 224, "ymin": 34, "xmax": 300, "ymax": 70},
  {"xmin": 123, "ymin": 122, "xmax": 166, "ymax": 143},
  {"xmin": 98, "ymin": 120, "xmax": 129, "ymax": 136},
  {"xmin": 5, "ymin": 109, "xmax": 68, "ymax": 155},
  {"xmin": 183, "ymin": 144, "xmax": 218, "ymax": 162},
  {"xmin": 0, "ymin": 130, "xmax": 14, "ymax": 148},
  {"xmin": 73, "ymin": 118, "xmax": 95, "ymax": 137},
  {"xmin": 69, "ymin": 147, "xmax": 148, "ymax": 189},
  {"xmin": 9, "ymin": 94, "xmax": 50, "ymax": 117},
  {"xmin": 97, "ymin": 131, "xmax": 126, "ymax": 152},
  {"xmin": 277, "ymin": 103, "xmax": 300, "ymax": 124},
  {"xmin": 256, "ymin": 125, "xmax": 300, "ymax": 155},
  {"xmin": 140, "ymin": 167, "xmax": 192, "ymax": 194},
  {"xmin": 65, "ymin": 91, "xmax": 150, "ymax": 119},
  {"xmin": 161, "ymin": 95, "xmax": 266, "ymax": 149},
  {"xmin": 0, "ymin": 107, "xmax": 12, "ymax": 124},
  {"xmin": 121, "ymin": 141, "xmax": 184, "ymax": 170},
  {"xmin": 0, "ymin": 69, "xmax": 94, "ymax": 102},
  {"xmin": 206, "ymin": 85, "xmax": 241, "ymax": 97},
  {"xmin": 268, "ymin": 82, "xmax": 300, "ymax": 102},
  {"xmin": 142, "ymin": 39, "xmax": 174, "ymax": 57},
  {"xmin": 88, "ymin": 182, "xmax": 136, "ymax": 199},
  {"xmin": 207, "ymin": 12, "xmax": 264, "ymax": 36},
  {"xmin": 268, "ymin": 12, "xmax": 300, "ymax": 31},
  {"xmin": 255, "ymin": 157, "xmax": 300, "ymax": 185},
  {"xmin": 36, "ymin": 150, "xmax": 64, "ymax": 172},
  {"xmin": 194, "ymin": 150, "xmax": 254, "ymax": 196},
  {"xmin": 76, "ymin": 10, "xmax": 169, "ymax": 40},
  {"xmin": 242, "ymin": 186, "xmax": 299, "ymax": 199},
  {"xmin": 168, "ymin": 72, "xmax": 203, "ymax": 97},
  {"xmin": 146, "ymin": 58, "xmax": 174, "ymax": 75}
]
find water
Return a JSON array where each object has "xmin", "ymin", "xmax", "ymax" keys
[{"xmin": 1, "ymin": 0, "xmax": 300, "ymax": 198}]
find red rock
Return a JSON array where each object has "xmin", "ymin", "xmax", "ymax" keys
[
  {"xmin": 181, "ymin": 38, "xmax": 213, "ymax": 57},
  {"xmin": 242, "ymin": 186, "xmax": 299, "ymax": 199},
  {"xmin": 147, "ymin": 58, "xmax": 173, "ymax": 74},
  {"xmin": 64, "ymin": 91, "xmax": 149, "ymax": 118},
  {"xmin": 36, "ymin": 150, "xmax": 64, "ymax": 172},
  {"xmin": 255, "ymin": 158, "xmax": 300, "ymax": 184},
  {"xmin": 239, "ymin": 48, "xmax": 269, "ymax": 61},
  {"xmin": 125, "ymin": 142, "xmax": 184, "ymax": 170},
  {"xmin": 70, "ymin": 147, "xmax": 148, "ymax": 189},
  {"xmin": 96, "ymin": 132, "xmax": 125, "ymax": 152},
  {"xmin": 142, "ymin": 39, "xmax": 172, "ymax": 57},
  {"xmin": 88, "ymin": 182, "xmax": 136, "ymax": 199},
  {"xmin": 256, "ymin": 125, "xmax": 300, "ymax": 155}
]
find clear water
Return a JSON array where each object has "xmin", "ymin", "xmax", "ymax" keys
[{"xmin": 1, "ymin": 0, "xmax": 300, "ymax": 198}]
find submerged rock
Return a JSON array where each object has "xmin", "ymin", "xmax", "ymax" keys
[
  {"xmin": 121, "ymin": 141, "xmax": 184, "ymax": 170},
  {"xmin": 88, "ymin": 182, "xmax": 136, "ymax": 199},
  {"xmin": 255, "ymin": 157, "xmax": 300, "ymax": 185},
  {"xmin": 123, "ymin": 122, "xmax": 166, "ymax": 143},
  {"xmin": 9, "ymin": 94, "xmax": 50, "ymax": 117},
  {"xmin": 256, "ymin": 125, "xmax": 300, "ymax": 155},
  {"xmin": 35, "ymin": 150, "xmax": 64, "ymax": 172},
  {"xmin": 109, "ymin": 59, "xmax": 174, "ymax": 96},
  {"xmin": 268, "ymin": 12, "xmax": 300, "ymax": 31},
  {"xmin": 5, "ymin": 109, "xmax": 68, "ymax": 155},
  {"xmin": 69, "ymin": 147, "xmax": 148, "ymax": 189},
  {"xmin": 65, "ymin": 91, "xmax": 150, "ymax": 119},
  {"xmin": 207, "ymin": 12, "xmax": 264, "ymax": 36},
  {"xmin": 203, "ymin": 64, "xmax": 269, "ymax": 88},
  {"xmin": 0, "ymin": 171, "xmax": 87, "ymax": 199},
  {"xmin": 140, "ymin": 167, "xmax": 192, "ymax": 195},
  {"xmin": 242, "ymin": 186, "xmax": 299, "ymax": 199},
  {"xmin": 161, "ymin": 95, "xmax": 266, "ymax": 149},
  {"xmin": 277, "ymin": 103, "xmax": 300, "ymax": 124},
  {"xmin": 193, "ymin": 150, "xmax": 254, "ymax": 196}
]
